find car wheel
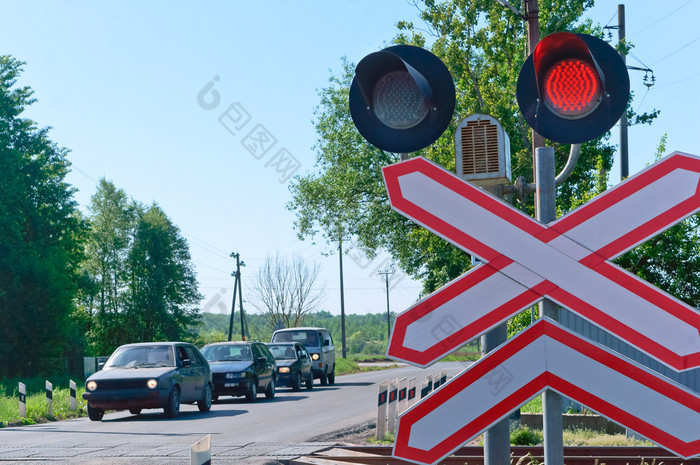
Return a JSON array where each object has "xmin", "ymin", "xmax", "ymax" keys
[
  {"xmin": 87, "ymin": 403, "xmax": 104, "ymax": 421},
  {"xmin": 305, "ymin": 372, "xmax": 314, "ymax": 390},
  {"xmin": 164, "ymin": 386, "xmax": 180, "ymax": 418},
  {"xmin": 320, "ymin": 369, "xmax": 328, "ymax": 386},
  {"xmin": 245, "ymin": 380, "xmax": 257, "ymax": 402},
  {"xmin": 198, "ymin": 383, "xmax": 212, "ymax": 412},
  {"xmin": 292, "ymin": 373, "xmax": 301, "ymax": 391},
  {"xmin": 212, "ymin": 394, "xmax": 219, "ymax": 402},
  {"xmin": 129, "ymin": 408, "xmax": 142, "ymax": 415},
  {"xmin": 265, "ymin": 377, "xmax": 276, "ymax": 399},
  {"xmin": 328, "ymin": 366, "xmax": 335, "ymax": 385}
]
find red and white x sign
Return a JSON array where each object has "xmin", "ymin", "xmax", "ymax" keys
[
  {"xmin": 384, "ymin": 152, "xmax": 700, "ymax": 371},
  {"xmin": 394, "ymin": 318, "xmax": 700, "ymax": 464}
]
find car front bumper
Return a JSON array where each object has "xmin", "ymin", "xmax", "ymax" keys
[{"xmin": 82, "ymin": 388, "xmax": 170, "ymax": 411}]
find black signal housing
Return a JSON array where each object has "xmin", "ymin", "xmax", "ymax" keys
[
  {"xmin": 349, "ymin": 45, "xmax": 456, "ymax": 153},
  {"xmin": 517, "ymin": 32, "xmax": 630, "ymax": 144}
]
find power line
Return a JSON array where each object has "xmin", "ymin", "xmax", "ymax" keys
[
  {"xmin": 631, "ymin": 0, "xmax": 695, "ymax": 36},
  {"xmin": 651, "ymin": 33, "xmax": 700, "ymax": 65}
]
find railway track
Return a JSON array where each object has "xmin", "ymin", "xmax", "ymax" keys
[{"xmin": 291, "ymin": 445, "xmax": 700, "ymax": 465}]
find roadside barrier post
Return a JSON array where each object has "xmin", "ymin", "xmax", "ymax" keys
[
  {"xmin": 397, "ymin": 377, "xmax": 408, "ymax": 416},
  {"xmin": 387, "ymin": 378, "xmax": 398, "ymax": 435},
  {"xmin": 420, "ymin": 373, "xmax": 432, "ymax": 398},
  {"xmin": 18, "ymin": 382, "xmax": 26, "ymax": 418},
  {"xmin": 69, "ymin": 380, "xmax": 77, "ymax": 411},
  {"xmin": 407, "ymin": 377, "xmax": 417, "ymax": 407},
  {"xmin": 376, "ymin": 380, "xmax": 388, "ymax": 440},
  {"xmin": 191, "ymin": 434, "xmax": 211, "ymax": 465},
  {"xmin": 45, "ymin": 381, "xmax": 53, "ymax": 417}
]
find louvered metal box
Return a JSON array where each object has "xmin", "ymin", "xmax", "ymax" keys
[{"xmin": 455, "ymin": 114, "xmax": 511, "ymax": 186}]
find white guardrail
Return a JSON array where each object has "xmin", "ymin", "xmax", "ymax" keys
[{"xmin": 376, "ymin": 370, "xmax": 447, "ymax": 440}]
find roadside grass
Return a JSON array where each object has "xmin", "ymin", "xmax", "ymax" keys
[
  {"xmin": 0, "ymin": 378, "xmax": 87, "ymax": 428},
  {"xmin": 510, "ymin": 426, "xmax": 653, "ymax": 447}
]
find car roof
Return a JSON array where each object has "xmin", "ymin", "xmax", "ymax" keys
[
  {"xmin": 204, "ymin": 341, "xmax": 257, "ymax": 346},
  {"xmin": 117, "ymin": 342, "xmax": 188, "ymax": 348},
  {"xmin": 273, "ymin": 327, "xmax": 328, "ymax": 332}
]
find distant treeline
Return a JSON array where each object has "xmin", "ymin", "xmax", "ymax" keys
[{"xmin": 194, "ymin": 310, "xmax": 396, "ymax": 355}]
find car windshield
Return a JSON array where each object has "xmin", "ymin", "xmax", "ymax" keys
[
  {"xmin": 201, "ymin": 344, "xmax": 252, "ymax": 362},
  {"xmin": 267, "ymin": 344, "xmax": 297, "ymax": 360},
  {"xmin": 105, "ymin": 345, "xmax": 175, "ymax": 368},
  {"xmin": 273, "ymin": 330, "xmax": 319, "ymax": 347}
]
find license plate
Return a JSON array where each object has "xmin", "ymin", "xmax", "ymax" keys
[{"xmin": 224, "ymin": 383, "xmax": 238, "ymax": 387}]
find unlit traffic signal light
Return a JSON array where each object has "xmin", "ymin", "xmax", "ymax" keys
[
  {"xmin": 517, "ymin": 32, "xmax": 630, "ymax": 144},
  {"xmin": 349, "ymin": 45, "xmax": 456, "ymax": 153}
]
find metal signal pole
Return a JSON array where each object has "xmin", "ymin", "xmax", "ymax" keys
[
  {"xmin": 378, "ymin": 268, "xmax": 395, "ymax": 341},
  {"xmin": 228, "ymin": 252, "xmax": 247, "ymax": 341},
  {"xmin": 339, "ymin": 236, "xmax": 347, "ymax": 358}
]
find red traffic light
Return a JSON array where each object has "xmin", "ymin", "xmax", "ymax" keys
[
  {"xmin": 349, "ymin": 45, "xmax": 455, "ymax": 153},
  {"xmin": 517, "ymin": 32, "xmax": 630, "ymax": 144}
]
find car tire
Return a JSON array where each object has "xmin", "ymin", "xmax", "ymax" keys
[
  {"xmin": 198, "ymin": 383, "xmax": 212, "ymax": 412},
  {"xmin": 305, "ymin": 373, "xmax": 313, "ymax": 390},
  {"xmin": 320, "ymin": 369, "xmax": 328, "ymax": 386},
  {"xmin": 129, "ymin": 408, "xmax": 142, "ymax": 415},
  {"xmin": 212, "ymin": 394, "xmax": 219, "ymax": 402},
  {"xmin": 164, "ymin": 386, "xmax": 180, "ymax": 418},
  {"xmin": 328, "ymin": 366, "xmax": 335, "ymax": 385},
  {"xmin": 265, "ymin": 377, "xmax": 276, "ymax": 399},
  {"xmin": 292, "ymin": 373, "xmax": 301, "ymax": 392},
  {"xmin": 245, "ymin": 380, "xmax": 257, "ymax": 402},
  {"xmin": 87, "ymin": 403, "xmax": 104, "ymax": 421}
]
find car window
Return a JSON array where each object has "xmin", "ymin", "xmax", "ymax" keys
[
  {"xmin": 273, "ymin": 330, "xmax": 320, "ymax": 347},
  {"xmin": 267, "ymin": 344, "xmax": 295, "ymax": 360},
  {"xmin": 105, "ymin": 345, "xmax": 175, "ymax": 368},
  {"xmin": 297, "ymin": 346, "xmax": 309, "ymax": 360},
  {"xmin": 201, "ymin": 344, "xmax": 252, "ymax": 362},
  {"xmin": 184, "ymin": 346, "xmax": 200, "ymax": 366}
]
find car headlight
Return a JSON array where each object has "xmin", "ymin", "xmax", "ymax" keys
[
  {"xmin": 279, "ymin": 367, "xmax": 290, "ymax": 373},
  {"xmin": 311, "ymin": 353, "xmax": 320, "ymax": 361},
  {"xmin": 86, "ymin": 381, "xmax": 97, "ymax": 391},
  {"xmin": 147, "ymin": 379, "xmax": 158, "ymax": 389}
]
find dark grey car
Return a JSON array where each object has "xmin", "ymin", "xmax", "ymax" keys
[
  {"xmin": 82, "ymin": 342, "xmax": 212, "ymax": 421},
  {"xmin": 200, "ymin": 341, "xmax": 277, "ymax": 402}
]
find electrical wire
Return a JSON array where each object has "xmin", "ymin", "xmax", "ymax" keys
[
  {"xmin": 631, "ymin": 0, "xmax": 695, "ymax": 36},
  {"xmin": 651, "ymin": 33, "xmax": 700, "ymax": 65}
]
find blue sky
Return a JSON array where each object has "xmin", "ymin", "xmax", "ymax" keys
[{"xmin": 2, "ymin": 0, "xmax": 699, "ymax": 317}]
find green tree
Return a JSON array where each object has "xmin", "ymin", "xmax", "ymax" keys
[
  {"xmin": 80, "ymin": 179, "xmax": 137, "ymax": 354},
  {"xmin": 126, "ymin": 204, "xmax": 202, "ymax": 343},
  {"xmin": 0, "ymin": 56, "xmax": 85, "ymax": 377}
]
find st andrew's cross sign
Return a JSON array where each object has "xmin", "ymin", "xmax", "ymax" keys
[{"xmin": 384, "ymin": 152, "xmax": 700, "ymax": 372}]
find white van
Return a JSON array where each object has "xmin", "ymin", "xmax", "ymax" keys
[{"xmin": 271, "ymin": 327, "xmax": 336, "ymax": 385}]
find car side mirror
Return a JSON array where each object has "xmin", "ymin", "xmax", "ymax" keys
[
  {"xmin": 181, "ymin": 358, "xmax": 192, "ymax": 368},
  {"xmin": 257, "ymin": 356, "xmax": 266, "ymax": 365},
  {"xmin": 98, "ymin": 362, "xmax": 105, "ymax": 371},
  {"xmin": 324, "ymin": 340, "xmax": 330, "ymax": 347}
]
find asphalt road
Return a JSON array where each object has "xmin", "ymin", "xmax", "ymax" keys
[{"xmin": 0, "ymin": 361, "xmax": 470, "ymax": 464}]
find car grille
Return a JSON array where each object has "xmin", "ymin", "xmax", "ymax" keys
[{"xmin": 95, "ymin": 379, "xmax": 149, "ymax": 390}]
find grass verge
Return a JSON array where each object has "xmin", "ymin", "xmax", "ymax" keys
[{"xmin": 0, "ymin": 379, "xmax": 87, "ymax": 428}]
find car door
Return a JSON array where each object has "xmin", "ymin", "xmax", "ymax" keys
[
  {"xmin": 296, "ymin": 344, "xmax": 312, "ymax": 376},
  {"xmin": 176, "ymin": 345, "xmax": 196, "ymax": 401},
  {"xmin": 251, "ymin": 344, "xmax": 270, "ymax": 389},
  {"xmin": 184, "ymin": 345, "xmax": 206, "ymax": 402}
]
